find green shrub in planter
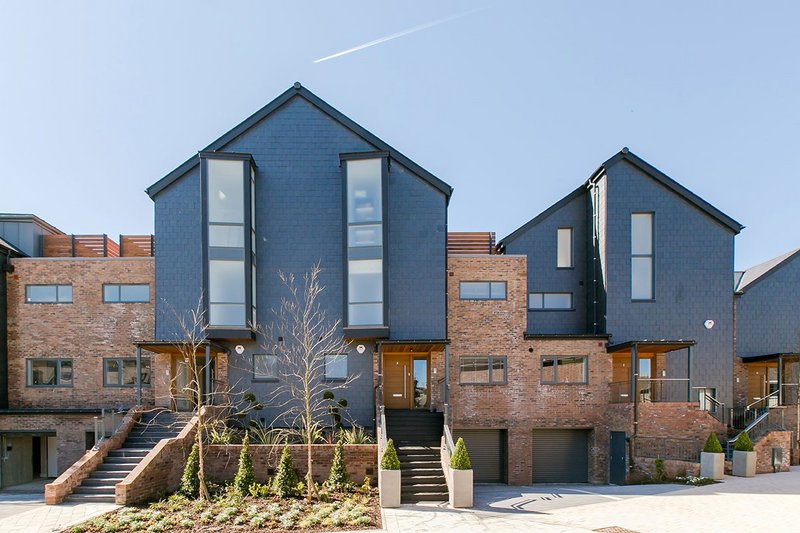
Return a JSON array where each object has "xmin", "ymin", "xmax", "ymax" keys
[
  {"xmin": 233, "ymin": 431, "xmax": 256, "ymax": 495},
  {"xmin": 273, "ymin": 446, "xmax": 300, "ymax": 498},
  {"xmin": 733, "ymin": 432, "xmax": 754, "ymax": 452},
  {"xmin": 325, "ymin": 440, "xmax": 350, "ymax": 492},
  {"xmin": 380, "ymin": 439, "xmax": 400, "ymax": 470},
  {"xmin": 179, "ymin": 442, "xmax": 200, "ymax": 498},
  {"xmin": 703, "ymin": 432, "xmax": 724, "ymax": 453},
  {"xmin": 450, "ymin": 437, "xmax": 472, "ymax": 470}
]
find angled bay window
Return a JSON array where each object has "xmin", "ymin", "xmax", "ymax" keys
[
  {"xmin": 203, "ymin": 153, "xmax": 256, "ymax": 330},
  {"xmin": 343, "ymin": 155, "xmax": 387, "ymax": 329}
]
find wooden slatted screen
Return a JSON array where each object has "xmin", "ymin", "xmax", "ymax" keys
[{"xmin": 447, "ymin": 232, "xmax": 496, "ymax": 255}]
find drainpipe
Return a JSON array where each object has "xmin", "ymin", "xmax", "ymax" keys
[
  {"xmin": 0, "ymin": 250, "xmax": 10, "ymax": 409},
  {"xmin": 135, "ymin": 345, "xmax": 142, "ymax": 406}
]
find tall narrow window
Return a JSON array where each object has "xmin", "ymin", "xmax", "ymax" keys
[
  {"xmin": 557, "ymin": 227, "xmax": 573, "ymax": 268},
  {"xmin": 631, "ymin": 213, "xmax": 654, "ymax": 300},
  {"xmin": 204, "ymin": 154, "xmax": 256, "ymax": 328},
  {"xmin": 345, "ymin": 157, "xmax": 385, "ymax": 327}
]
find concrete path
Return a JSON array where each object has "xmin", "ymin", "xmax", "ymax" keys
[
  {"xmin": 383, "ymin": 466, "xmax": 800, "ymax": 532},
  {"xmin": 0, "ymin": 490, "xmax": 117, "ymax": 533}
]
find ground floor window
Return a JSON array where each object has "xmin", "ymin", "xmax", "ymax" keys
[
  {"xmin": 325, "ymin": 354, "xmax": 348, "ymax": 380},
  {"xmin": 103, "ymin": 357, "xmax": 151, "ymax": 386},
  {"xmin": 541, "ymin": 355, "xmax": 588, "ymax": 384},
  {"xmin": 27, "ymin": 359, "xmax": 72, "ymax": 386},
  {"xmin": 459, "ymin": 356, "xmax": 507, "ymax": 384}
]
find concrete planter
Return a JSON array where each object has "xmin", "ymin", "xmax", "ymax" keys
[
  {"xmin": 700, "ymin": 452, "xmax": 724, "ymax": 480},
  {"xmin": 449, "ymin": 469, "xmax": 473, "ymax": 508},
  {"xmin": 379, "ymin": 469, "xmax": 401, "ymax": 508},
  {"xmin": 732, "ymin": 450, "xmax": 756, "ymax": 477}
]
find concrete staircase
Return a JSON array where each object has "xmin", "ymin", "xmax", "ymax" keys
[
  {"xmin": 385, "ymin": 410, "xmax": 447, "ymax": 503},
  {"xmin": 68, "ymin": 410, "xmax": 191, "ymax": 503}
]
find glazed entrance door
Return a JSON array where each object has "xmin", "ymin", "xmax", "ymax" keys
[{"xmin": 383, "ymin": 354, "xmax": 410, "ymax": 409}]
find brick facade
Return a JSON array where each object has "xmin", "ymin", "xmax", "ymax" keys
[
  {"xmin": 6, "ymin": 257, "xmax": 155, "ymax": 408},
  {"xmin": 447, "ymin": 255, "xmax": 612, "ymax": 484}
]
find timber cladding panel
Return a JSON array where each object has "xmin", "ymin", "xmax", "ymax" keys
[
  {"xmin": 6, "ymin": 257, "xmax": 155, "ymax": 409},
  {"xmin": 446, "ymin": 255, "xmax": 612, "ymax": 484}
]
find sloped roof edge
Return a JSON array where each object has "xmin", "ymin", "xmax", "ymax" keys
[
  {"xmin": 595, "ymin": 149, "xmax": 744, "ymax": 234},
  {"xmin": 146, "ymin": 83, "xmax": 453, "ymax": 201},
  {"xmin": 497, "ymin": 185, "xmax": 586, "ymax": 249},
  {"xmin": 736, "ymin": 248, "xmax": 800, "ymax": 293}
]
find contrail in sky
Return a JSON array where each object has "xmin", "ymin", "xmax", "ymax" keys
[{"xmin": 313, "ymin": 7, "xmax": 486, "ymax": 64}]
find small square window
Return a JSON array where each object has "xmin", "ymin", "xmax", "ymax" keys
[
  {"xmin": 325, "ymin": 354, "xmax": 347, "ymax": 380},
  {"xmin": 528, "ymin": 292, "xmax": 572, "ymax": 310},
  {"xmin": 460, "ymin": 281, "xmax": 507, "ymax": 300},
  {"xmin": 253, "ymin": 354, "xmax": 277, "ymax": 381},
  {"xmin": 103, "ymin": 358, "xmax": 150, "ymax": 387},
  {"xmin": 103, "ymin": 284, "xmax": 150, "ymax": 303}
]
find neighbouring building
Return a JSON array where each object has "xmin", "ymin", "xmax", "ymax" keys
[{"xmin": 0, "ymin": 216, "xmax": 155, "ymax": 489}]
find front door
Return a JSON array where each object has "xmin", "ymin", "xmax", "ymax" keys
[
  {"xmin": 173, "ymin": 356, "xmax": 214, "ymax": 411},
  {"xmin": 610, "ymin": 431, "xmax": 627, "ymax": 485},
  {"xmin": 383, "ymin": 353, "xmax": 430, "ymax": 409}
]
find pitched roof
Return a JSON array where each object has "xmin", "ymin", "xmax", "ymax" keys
[
  {"xmin": 592, "ymin": 148, "xmax": 744, "ymax": 234},
  {"xmin": 735, "ymin": 248, "xmax": 800, "ymax": 293},
  {"xmin": 146, "ymin": 82, "xmax": 453, "ymax": 201},
  {"xmin": 497, "ymin": 185, "xmax": 585, "ymax": 249},
  {"xmin": 499, "ymin": 148, "xmax": 744, "ymax": 249}
]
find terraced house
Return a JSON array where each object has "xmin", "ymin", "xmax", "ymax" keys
[{"xmin": 0, "ymin": 84, "xmax": 796, "ymax": 503}]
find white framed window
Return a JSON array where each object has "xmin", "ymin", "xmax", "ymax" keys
[
  {"xmin": 528, "ymin": 292, "xmax": 573, "ymax": 310},
  {"xmin": 557, "ymin": 227, "xmax": 573, "ymax": 268},
  {"xmin": 631, "ymin": 213, "xmax": 654, "ymax": 300}
]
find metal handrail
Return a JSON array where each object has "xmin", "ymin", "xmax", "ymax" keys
[
  {"xmin": 747, "ymin": 389, "xmax": 779, "ymax": 411},
  {"xmin": 442, "ymin": 403, "xmax": 455, "ymax": 454}
]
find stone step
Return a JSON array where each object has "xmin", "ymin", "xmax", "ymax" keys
[
  {"xmin": 83, "ymin": 477, "xmax": 125, "ymax": 486},
  {"xmin": 104, "ymin": 457, "xmax": 141, "ymax": 464},
  {"xmin": 67, "ymin": 494, "xmax": 116, "ymax": 503},
  {"xmin": 401, "ymin": 491, "xmax": 448, "ymax": 503},
  {"xmin": 73, "ymin": 485, "xmax": 116, "ymax": 495},
  {"xmin": 96, "ymin": 464, "xmax": 136, "ymax": 473},
  {"xmin": 400, "ymin": 461, "xmax": 442, "ymax": 469},
  {"xmin": 107, "ymin": 449, "xmax": 150, "ymax": 458},
  {"xmin": 401, "ymin": 475, "xmax": 445, "ymax": 485}
]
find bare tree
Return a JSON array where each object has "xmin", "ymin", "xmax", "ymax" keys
[{"xmin": 257, "ymin": 263, "xmax": 358, "ymax": 499}]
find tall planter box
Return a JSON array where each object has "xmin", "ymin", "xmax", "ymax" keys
[
  {"xmin": 700, "ymin": 452, "xmax": 724, "ymax": 480},
  {"xmin": 379, "ymin": 469, "xmax": 401, "ymax": 508},
  {"xmin": 732, "ymin": 450, "xmax": 756, "ymax": 477},
  {"xmin": 448, "ymin": 469, "xmax": 473, "ymax": 508}
]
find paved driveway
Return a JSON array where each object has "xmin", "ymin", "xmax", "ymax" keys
[
  {"xmin": 383, "ymin": 466, "xmax": 800, "ymax": 532},
  {"xmin": 0, "ymin": 490, "xmax": 117, "ymax": 533}
]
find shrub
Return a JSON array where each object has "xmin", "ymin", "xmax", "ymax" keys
[
  {"xmin": 179, "ymin": 442, "xmax": 200, "ymax": 498},
  {"xmin": 703, "ymin": 432, "xmax": 724, "ymax": 453},
  {"xmin": 233, "ymin": 431, "xmax": 256, "ymax": 495},
  {"xmin": 340, "ymin": 426, "xmax": 375, "ymax": 444},
  {"xmin": 653, "ymin": 458, "xmax": 666, "ymax": 482},
  {"xmin": 380, "ymin": 439, "xmax": 400, "ymax": 470},
  {"xmin": 248, "ymin": 482, "xmax": 270, "ymax": 498},
  {"xmin": 450, "ymin": 437, "xmax": 472, "ymax": 470},
  {"xmin": 273, "ymin": 446, "xmax": 300, "ymax": 498},
  {"xmin": 209, "ymin": 423, "xmax": 240, "ymax": 445},
  {"xmin": 326, "ymin": 440, "xmax": 350, "ymax": 491},
  {"xmin": 734, "ymin": 432, "xmax": 754, "ymax": 452}
]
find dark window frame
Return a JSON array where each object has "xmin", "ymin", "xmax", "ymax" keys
[
  {"xmin": 102, "ymin": 284, "xmax": 151, "ymax": 303},
  {"xmin": 528, "ymin": 292, "xmax": 574, "ymax": 311},
  {"xmin": 556, "ymin": 227, "xmax": 574, "ymax": 269},
  {"xmin": 459, "ymin": 281, "xmax": 508, "ymax": 301},
  {"xmin": 25, "ymin": 284, "xmax": 73, "ymax": 304},
  {"xmin": 252, "ymin": 353, "xmax": 278, "ymax": 382},
  {"xmin": 26, "ymin": 358, "xmax": 73, "ymax": 387},
  {"xmin": 631, "ymin": 211, "xmax": 655, "ymax": 301},
  {"xmin": 103, "ymin": 357, "xmax": 151, "ymax": 387},
  {"xmin": 324, "ymin": 353, "xmax": 348, "ymax": 381},
  {"xmin": 458, "ymin": 356, "xmax": 508, "ymax": 385},
  {"xmin": 540, "ymin": 355, "xmax": 589, "ymax": 384}
]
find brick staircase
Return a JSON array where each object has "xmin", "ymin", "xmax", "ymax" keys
[
  {"xmin": 385, "ymin": 410, "xmax": 448, "ymax": 503},
  {"xmin": 68, "ymin": 409, "xmax": 192, "ymax": 503}
]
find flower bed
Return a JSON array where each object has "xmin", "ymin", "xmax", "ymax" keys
[{"xmin": 65, "ymin": 489, "xmax": 380, "ymax": 533}]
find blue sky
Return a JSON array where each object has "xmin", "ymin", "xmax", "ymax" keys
[{"xmin": 1, "ymin": 0, "xmax": 798, "ymax": 269}]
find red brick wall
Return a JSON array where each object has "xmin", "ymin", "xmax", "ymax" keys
[
  {"xmin": 7, "ymin": 258, "xmax": 154, "ymax": 409},
  {"xmin": 754, "ymin": 430, "xmax": 792, "ymax": 473},
  {"xmin": 0, "ymin": 412, "xmax": 96, "ymax": 474},
  {"xmin": 447, "ymin": 255, "xmax": 612, "ymax": 484},
  {"xmin": 204, "ymin": 444, "xmax": 377, "ymax": 485}
]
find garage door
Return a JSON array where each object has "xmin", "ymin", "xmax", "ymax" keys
[
  {"xmin": 453, "ymin": 429, "xmax": 505, "ymax": 483},
  {"xmin": 532, "ymin": 429, "xmax": 589, "ymax": 483}
]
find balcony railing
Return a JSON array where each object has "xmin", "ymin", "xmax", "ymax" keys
[{"xmin": 610, "ymin": 378, "xmax": 691, "ymax": 403}]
